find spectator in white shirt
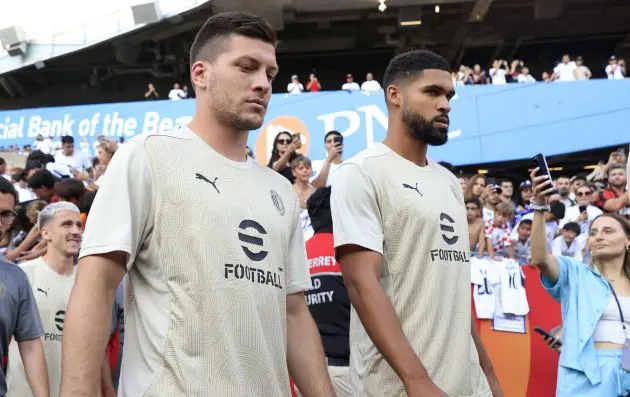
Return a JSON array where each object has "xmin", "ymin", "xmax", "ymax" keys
[
  {"xmin": 33, "ymin": 135, "xmax": 54, "ymax": 155},
  {"xmin": 360, "ymin": 72, "xmax": 382, "ymax": 92},
  {"xmin": 551, "ymin": 54, "xmax": 577, "ymax": 82},
  {"xmin": 287, "ymin": 75, "xmax": 304, "ymax": 94},
  {"xmin": 574, "ymin": 56, "xmax": 592, "ymax": 80},
  {"xmin": 605, "ymin": 56, "xmax": 626, "ymax": 80},
  {"xmin": 54, "ymin": 136, "xmax": 92, "ymax": 174},
  {"xmin": 559, "ymin": 184, "xmax": 603, "ymax": 235},
  {"xmin": 311, "ymin": 131, "xmax": 344, "ymax": 188},
  {"xmin": 168, "ymin": 83, "xmax": 186, "ymax": 100},
  {"xmin": 517, "ymin": 67, "xmax": 536, "ymax": 83},
  {"xmin": 552, "ymin": 222, "xmax": 582, "ymax": 259},
  {"xmin": 489, "ymin": 60, "xmax": 508, "ymax": 85},
  {"xmin": 341, "ymin": 74, "xmax": 360, "ymax": 91}
]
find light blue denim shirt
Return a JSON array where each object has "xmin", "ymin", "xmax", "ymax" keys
[{"xmin": 540, "ymin": 256, "xmax": 613, "ymax": 387}]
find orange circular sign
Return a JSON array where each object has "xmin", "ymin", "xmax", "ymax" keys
[{"xmin": 255, "ymin": 116, "xmax": 310, "ymax": 165}]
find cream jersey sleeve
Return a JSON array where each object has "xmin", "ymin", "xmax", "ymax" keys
[
  {"xmin": 79, "ymin": 137, "xmax": 154, "ymax": 270},
  {"xmin": 286, "ymin": 193, "xmax": 312, "ymax": 294},
  {"xmin": 330, "ymin": 163, "xmax": 383, "ymax": 254}
]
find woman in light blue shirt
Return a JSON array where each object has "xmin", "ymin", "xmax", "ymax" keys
[{"xmin": 530, "ymin": 168, "xmax": 630, "ymax": 397}]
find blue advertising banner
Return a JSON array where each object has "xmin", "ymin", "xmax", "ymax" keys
[{"xmin": 0, "ymin": 79, "xmax": 627, "ymax": 165}]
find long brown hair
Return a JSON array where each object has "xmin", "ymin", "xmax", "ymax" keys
[
  {"xmin": 588, "ymin": 214, "xmax": 630, "ymax": 280},
  {"xmin": 465, "ymin": 173, "xmax": 486, "ymax": 200}
]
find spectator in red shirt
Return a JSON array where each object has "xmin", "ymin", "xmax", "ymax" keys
[
  {"xmin": 594, "ymin": 164, "xmax": 630, "ymax": 219},
  {"xmin": 307, "ymin": 73, "xmax": 321, "ymax": 92}
]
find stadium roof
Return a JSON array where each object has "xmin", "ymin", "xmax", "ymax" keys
[{"xmin": 0, "ymin": 0, "xmax": 628, "ymax": 108}]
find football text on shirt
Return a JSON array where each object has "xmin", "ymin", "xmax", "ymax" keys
[{"xmin": 224, "ymin": 263, "xmax": 283, "ymax": 290}]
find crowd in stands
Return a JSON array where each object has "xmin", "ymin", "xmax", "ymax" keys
[
  {"xmin": 454, "ymin": 54, "xmax": 626, "ymax": 85},
  {"xmin": 261, "ymin": 128, "xmax": 629, "ymax": 262}
]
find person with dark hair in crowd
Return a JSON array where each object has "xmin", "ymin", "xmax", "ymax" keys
[
  {"xmin": 0, "ymin": 177, "xmax": 49, "ymax": 397},
  {"xmin": 55, "ymin": 136, "xmax": 92, "ymax": 175},
  {"xmin": 332, "ymin": 49, "xmax": 501, "ymax": 397},
  {"xmin": 466, "ymin": 197, "xmax": 485, "ymax": 258},
  {"xmin": 499, "ymin": 178, "xmax": 516, "ymax": 210},
  {"xmin": 513, "ymin": 219, "xmax": 532, "ymax": 266},
  {"xmin": 28, "ymin": 170, "xmax": 57, "ymax": 203},
  {"xmin": 54, "ymin": 179, "xmax": 86, "ymax": 204},
  {"xmin": 61, "ymin": 11, "xmax": 333, "ymax": 397},
  {"xmin": 551, "ymin": 221, "xmax": 582, "ymax": 259},
  {"xmin": 268, "ymin": 131, "xmax": 301, "ymax": 184},
  {"xmin": 531, "ymin": 168, "xmax": 630, "ymax": 396},
  {"xmin": 302, "ymin": 187, "xmax": 351, "ymax": 397},
  {"xmin": 311, "ymin": 131, "xmax": 344, "ymax": 188},
  {"xmin": 594, "ymin": 164, "xmax": 629, "ymax": 220}
]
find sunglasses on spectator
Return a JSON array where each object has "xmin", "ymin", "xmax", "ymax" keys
[
  {"xmin": 277, "ymin": 139, "xmax": 292, "ymax": 145},
  {"xmin": 0, "ymin": 210, "xmax": 17, "ymax": 225},
  {"xmin": 576, "ymin": 191, "xmax": 592, "ymax": 196}
]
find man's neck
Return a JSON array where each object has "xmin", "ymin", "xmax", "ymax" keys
[
  {"xmin": 188, "ymin": 109, "xmax": 249, "ymax": 163},
  {"xmin": 485, "ymin": 203, "xmax": 496, "ymax": 211},
  {"xmin": 383, "ymin": 120, "xmax": 429, "ymax": 166},
  {"xmin": 610, "ymin": 184, "xmax": 625, "ymax": 195},
  {"xmin": 42, "ymin": 249, "xmax": 75, "ymax": 277}
]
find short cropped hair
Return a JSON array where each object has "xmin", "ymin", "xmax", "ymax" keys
[
  {"xmin": 324, "ymin": 130, "xmax": 342, "ymax": 142},
  {"xmin": 37, "ymin": 202, "xmax": 80, "ymax": 229},
  {"xmin": 61, "ymin": 136, "xmax": 74, "ymax": 145},
  {"xmin": 290, "ymin": 155, "xmax": 311, "ymax": 170},
  {"xmin": 28, "ymin": 169, "xmax": 56, "ymax": 190},
  {"xmin": 382, "ymin": 50, "xmax": 451, "ymax": 95},
  {"xmin": 54, "ymin": 178, "xmax": 86, "ymax": 202},
  {"xmin": 190, "ymin": 11, "xmax": 277, "ymax": 66},
  {"xmin": 563, "ymin": 222, "xmax": 581, "ymax": 235},
  {"xmin": 519, "ymin": 219, "xmax": 533, "ymax": 228}
]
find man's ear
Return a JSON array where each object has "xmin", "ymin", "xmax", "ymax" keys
[
  {"xmin": 191, "ymin": 61, "xmax": 209, "ymax": 90},
  {"xmin": 386, "ymin": 84, "xmax": 402, "ymax": 108},
  {"xmin": 40, "ymin": 227, "xmax": 51, "ymax": 242}
]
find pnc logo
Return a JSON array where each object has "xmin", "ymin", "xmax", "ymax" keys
[
  {"xmin": 439, "ymin": 213, "xmax": 459, "ymax": 245},
  {"xmin": 238, "ymin": 220, "xmax": 268, "ymax": 262},
  {"xmin": 255, "ymin": 116, "xmax": 310, "ymax": 165}
]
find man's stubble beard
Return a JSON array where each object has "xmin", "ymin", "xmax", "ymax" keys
[
  {"xmin": 208, "ymin": 78, "xmax": 265, "ymax": 132},
  {"xmin": 401, "ymin": 105, "xmax": 448, "ymax": 146}
]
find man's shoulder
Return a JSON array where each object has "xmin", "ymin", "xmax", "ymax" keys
[
  {"xmin": 0, "ymin": 258, "xmax": 29, "ymax": 285},
  {"xmin": 342, "ymin": 144, "xmax": 390, "ymax": 169},
  {"xmin": 19, "ymin": 257, "xmax": 45, "ymax": 273},
  {"xmin": 253, "ymin": 161, "xmax": 297, "ymax": 196}
]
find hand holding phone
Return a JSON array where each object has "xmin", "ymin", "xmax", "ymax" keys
[
  {"xmin": 532, "ymin": 153, "xmax": 558, "ymax": 197},
  {"xmin": 534, "ymin": 326, "xmax": 562, "ymax": 352}
]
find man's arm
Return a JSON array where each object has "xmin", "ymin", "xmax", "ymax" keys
[
  {"xmin": 603, "ymin": 191, "xmax": 629, "ymax": 212},
  {"xmin": 18, "ymin": 338, "xmax": 49, "ymax": 397},
  {"xmin": 471, "ymin": 320, "xmax": 503, "ymax": 397},
  {"xmin": 311, "ymin": 159, "xmax": 333, "ymax": 189},
  {"xmin": 61, "ymin": 252, "xmax": 126, "ymax": 397},
  {"xmin": 101, "ymin": 353, "xmax": 117, "ymax": 397},
  {"xmin": 286, "ymin": 292, "xmax": 335, "ymax": 397},
  {"xmin": 338, "ymin": 245, "xmax": 445, "ymax": 395}
]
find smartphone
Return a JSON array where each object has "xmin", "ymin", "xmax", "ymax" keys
[
  {"xmin": 534, "ymin": 326, "xmax": 562, "ymax": 346},
  {"xmin": 333, "ymin": 135, "xmax": 343, "ymax": 147},
  {"xmin": 579, "ymin": 204, "xmax": 587, "ymax": 213},
  {"xmin": 532, "ymin": 153, "xmax": 558, "ymax": 196}
]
